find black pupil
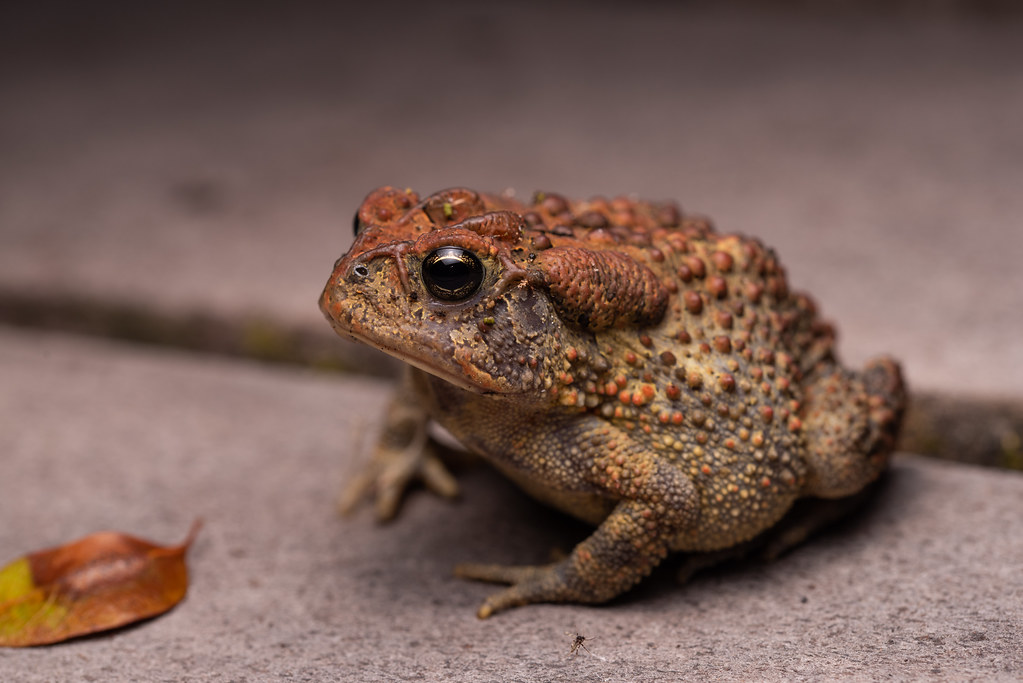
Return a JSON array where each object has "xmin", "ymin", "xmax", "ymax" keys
[{"xmin": 423, "ymin": 247, "xmax": 484, "ymax": 301}]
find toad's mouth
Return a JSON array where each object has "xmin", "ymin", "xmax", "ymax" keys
[{"xmin": 324, "ymin": 305, "xmax": 515, "ymax": 395}]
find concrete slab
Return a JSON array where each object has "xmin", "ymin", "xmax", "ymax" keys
[
  {"xmin": 0, "ymin": 327, "xmax": 1020, "ymax": 680},
  {"xmin": 2, "ymin": 2, "xmax": 1023, "ymax": 396}
]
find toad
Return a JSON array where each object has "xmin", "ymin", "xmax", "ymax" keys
[{"xmin": 320, "ymin": 187, "xmax": 905, "ymax": 618}]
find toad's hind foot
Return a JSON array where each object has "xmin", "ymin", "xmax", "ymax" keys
[{"xmin": 801, "ymin": 356, "xmax": 906, "ymax": 499}]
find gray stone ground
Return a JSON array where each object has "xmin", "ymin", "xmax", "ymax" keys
[
  {"xmin": 1, "ymin": 329, "xmax": 1020, "ymax": 681},
  {"xmin": 1, "ymin": 2, "xmax": 1021, "ymax": 680}
]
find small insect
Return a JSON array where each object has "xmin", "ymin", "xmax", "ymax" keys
[{"xmin": 566, "ymin": 631, "xmax": 592, "ymax": 655}]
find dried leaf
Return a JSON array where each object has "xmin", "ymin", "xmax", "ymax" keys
[{"xmin": 0, "ymin": 521, "xmax": 201, "ymax": 647}]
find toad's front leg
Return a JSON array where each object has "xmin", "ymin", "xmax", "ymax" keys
[
  {"xmin": 337, "ymin": 367, "xmax": 459, "ymax": 521},
  {"xmin": 455, "ymin": 451, "xmax": 699, "ymax": 618}
]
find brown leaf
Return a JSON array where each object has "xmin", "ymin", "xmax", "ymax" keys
[{"xmin": 0, "ymin": 521, "xmax": 201, "ymax": 647}]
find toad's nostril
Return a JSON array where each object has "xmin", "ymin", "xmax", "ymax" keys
[{"xmin": 352, "ymin": 264, "xmax": 370, "ymax": 278}]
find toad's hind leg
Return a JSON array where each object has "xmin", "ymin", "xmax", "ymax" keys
[
  {"xmin": 800, "ymin": 356, "xmax": 906, "ymax": 499},
  {"xmin": 674, "ymin": 481, "xmax": 883, "ymax": 583},
  {"xmin": 672, "ymin": 358, "xmax": 905, "ymax": 582}
]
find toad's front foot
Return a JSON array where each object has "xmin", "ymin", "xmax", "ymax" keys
[
  {"xmin": 338, "ymin": 435, "xmax": 458, "ymax": 521},
  {"xmin": 455, "ymin": 496, "xmax": 685, "ymax": 617},
  {"xmin": 338, "ymin": 378, "xmax": 458, "ymax": 521},
  {"xmin": 454, "ymin": 561, "xmax": 589, "ymax": 619}
]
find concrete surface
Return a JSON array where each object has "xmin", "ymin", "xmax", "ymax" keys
[
  {"xmin": 2, "ymin": 2, "xmax": 1023, "ymax": 681},
  {"xmin": 1, "ymin": 328, "xmax": 1020, "ymax": 681}
]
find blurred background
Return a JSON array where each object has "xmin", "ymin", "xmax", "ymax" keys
[{"xmin": 2, "ymin": 0, "xmax": 1022, "ymax": 396}]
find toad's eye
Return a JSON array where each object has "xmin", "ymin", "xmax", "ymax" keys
[
  {"xmin": 352, "ymin": 211, "xmax": 362, "ymax": 235},
  {"xmin": 422, "ymin": 246, "xmax": 484, "ymax": 301}
]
